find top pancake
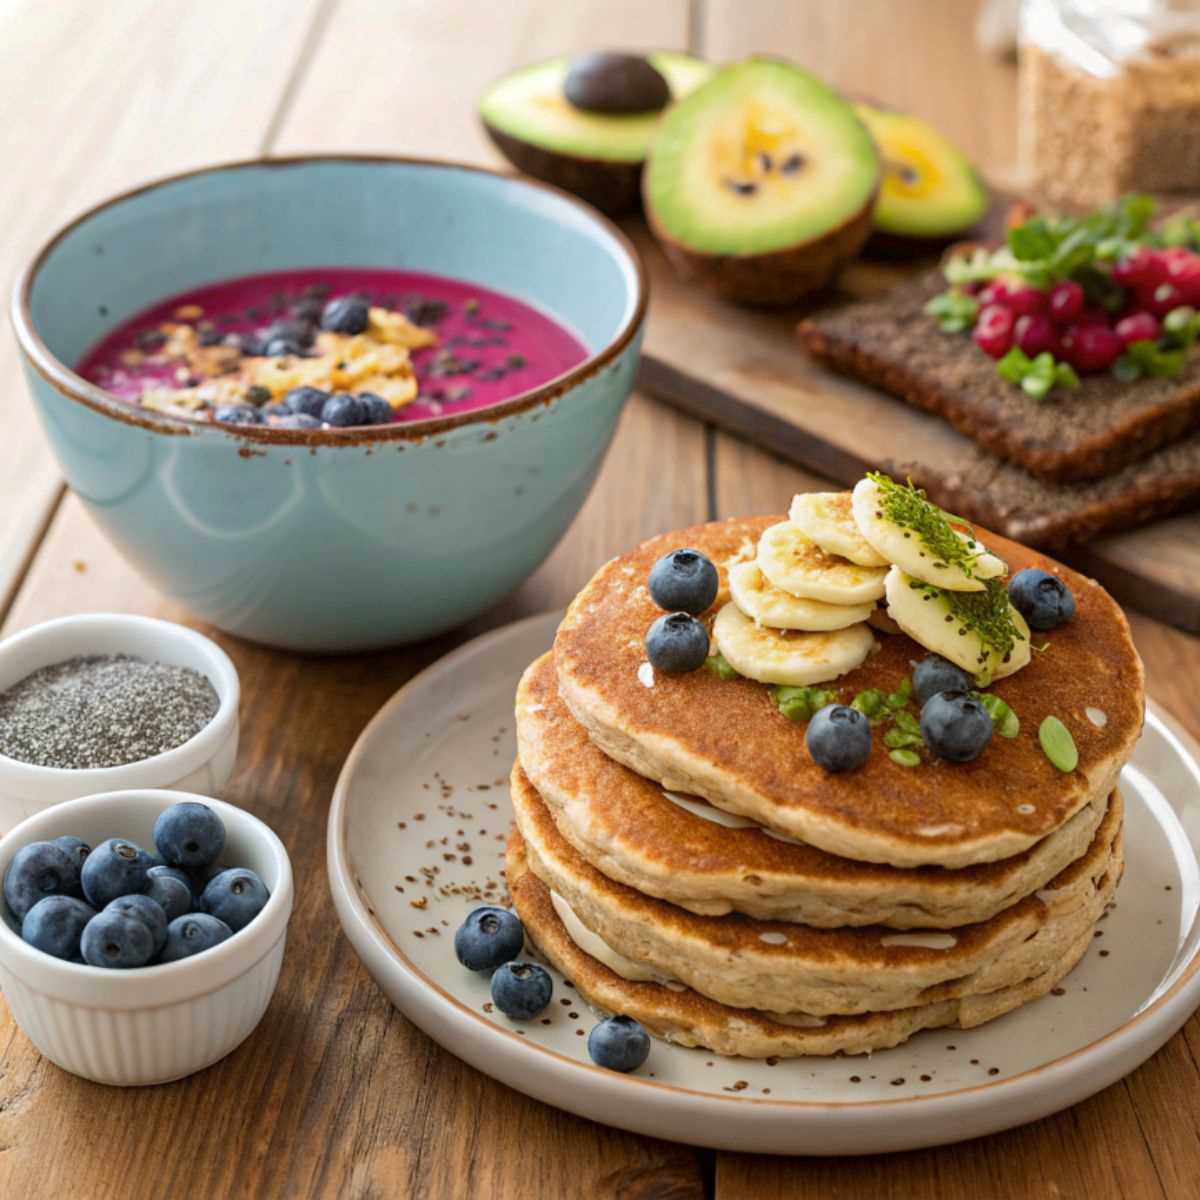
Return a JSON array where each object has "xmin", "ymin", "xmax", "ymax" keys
[{"xmin": 555, "ymin": 515, "xmax": 1144, "ymax": 868}]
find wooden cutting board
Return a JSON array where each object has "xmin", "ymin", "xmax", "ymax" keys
[{"xmin": 630, "ymin": 220, "xmax": 1200, "ymax": 635}]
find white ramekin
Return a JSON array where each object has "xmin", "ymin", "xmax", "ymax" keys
[
  {"xmin": 0, "ymin": 614, "xmax": 240, "ymax": 833},
  {"xmin": 0, "ymin": 788, "xmax": 292, "ymax": 1085}
]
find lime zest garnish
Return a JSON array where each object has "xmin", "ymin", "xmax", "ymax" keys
[
  {"xmin": 1039, "ymin": 715, "xmax": 1078, "ymax": 773},
  {"xmin": 866, "ymin": 472, "xmax": 984, "ymax": 580}
]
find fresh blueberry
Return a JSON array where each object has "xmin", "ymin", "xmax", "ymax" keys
[
  {"xmin": 4, "ymin": 841, "xmax": 82, "ymax": 919},
  {"xmin": 920, "ymin": 690, "xmax": 994, "ymax": 762},
  {"xmin": 1009, "ymin": 568, "xmax": 1076, "ymax": 631},
  {"xmin": 81, "ymin": 839, "xmax": 155, "ymax": 909},
  {"xmin": 645, "ymin": 612, "xmax": 709, "ymax": 674},
  {"xmin": 80, "ymin": 907, "xmax": 156, "ymax": 968},
  {"xmin": 200, "ymin": 868, "xmax": 269, "ymax": 932},
  {"xmin": 320, "ymin": 296, "xmax": 370, "ymax": 335},
  {"xmin": 261, "ymin": 402, "xmax": 290, "ymax": 420},
  {"xmin": 160, "ymin": 913, "xmax": 233, "ymax": 963},
  {"xmin": 145, "ymin": 866, "xmax": 193, "ymax": 921},
  {"xmin": 21, "ymin": 895, "xmax": 95, "ymax": 960},
  {"xmin": 225, "ymin": 332, "xmax": 264, "ymax": 356},
  {"xmin": 153, "ymin": 801, "xmax": 226, "ymax": 868},
  {"xmin": 321, "ymin": 392, "xmax": 366, "ymax": 427},
  {"xmin": 262, "ymin": 335, "xmax": 306, "ymax": 357},
  {"xmin": 284, "ymin": 385, "xmax": 331, "ymax": 417},
  {"xmin": 186, "ymin": 861, "xmax": 225, "ymax": 897},
  {"xmin": 213, "ymin": 404, "xmax": 263, "ymax": 425},
  {"xmin": 263, "ymin": 318, "xmax": 314, "ymax": 350},
  {"xmin": 51, "ymin": 835, "xmax": 91, "ymax": 875},
  {"xmin": 358, "ymin": 392, "xmax": 394, "ymax": 425},
  {"xmin": 490, "ymin": 961, "xmax": 553, "ymax": 1020},
  {"xmin": 806, "ymin": 704, "xmax": 872, "ymax": 772},
  {"xmin": 912, "ymin": 655, "xmax": 973, "ymax": 706},
  {"xmin": 648, "ymin": 549, "xmax": 720, "ymax": 614},
  {"xmin": 106, "ymin": 894, "xmax": 168, "ymax": 957},
  {"xmin": 454, "ymin": 905, "xmax": 524, "ymax": 972},
  {"xmin": 277, "ymin": 413, "xmax": 322, "ymax": 430},
  {"xmin": 587, "ymin": 1015, "xmax": 651, "ymax": 1073}
]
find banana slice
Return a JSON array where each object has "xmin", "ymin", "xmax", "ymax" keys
[
  {"xmin": 729, "ymin": 561, "xmax": 875, "ymax": 631},
  {"xmin": 884, "ymin": 566, "xmax": 1031, "ymax": 682},
  {"xmin": 756, "ymin": 522, "xmax": 887, "ymax": 605},
  {"xmin": 851, "ymin": 477, "xmax": 1006, "ymax": 593},
  {"xmin": 713, "ymin": 601, "xmax": 877, "ymax": 686},
  {"xmin": 789, "ymin": 492, "xmax": 888, "ymax": 567}
]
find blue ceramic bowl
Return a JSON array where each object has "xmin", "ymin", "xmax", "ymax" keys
[{"xmin": 12, "ymin": 157, "xmax": 645, "ymax": 651}]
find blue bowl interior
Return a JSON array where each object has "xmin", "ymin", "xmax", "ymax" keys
[{"xmin": 29, "ymin": 158, "xmax": 640, "ymax": 374}]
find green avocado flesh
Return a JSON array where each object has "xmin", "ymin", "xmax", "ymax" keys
[
  {"xmin": 644, "ymin": 59, "xmax": 880, "ymax": 257},
  {"xmin": 855, "ymin": 104, "xmax": 989, "ymax": 238},
  {"xmin": 479, "ymin": 52, "xmax": 714, "ymax": 162}
]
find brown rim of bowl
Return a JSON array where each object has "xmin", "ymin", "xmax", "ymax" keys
[
  {"xmin": 11, "ymin": 153, "xmax": 649, "ymax": 447},
  {"xmin": 330, "ymin": 614, "xmax": 1200, "ymax": 1115}
]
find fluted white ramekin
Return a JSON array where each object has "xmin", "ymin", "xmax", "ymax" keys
[
  {"xmin": 0, "ymin": 614, "xmax": 240, "ymax": 833},
  {"xmin": 0, "ymin": 788, "xmax": 292, "ymax": 1085}
]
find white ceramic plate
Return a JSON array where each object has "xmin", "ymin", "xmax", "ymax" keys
[{"xmin": 327, "ymin": 613, "xmax": 1200, "ymax": 1155}]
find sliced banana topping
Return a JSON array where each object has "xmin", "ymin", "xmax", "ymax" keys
[
  {"xmin": 713, "ymin": 601, "xmax": 877, "ymax": 686},
  {"xmin": 789, "ymin": 492, "xmax": 888, "ymax": 567},
  {"xmin": 852, "ymin": 477, "xmax": 1005, "ymax": 593},
  {"xmin": 884, "ymin": 566, "xmax": 1031, "ymax": 683},
  {"xmin": 756, "ymin": 522, "xmax": 887, "ymax": 606},
  {"xmin": 728, "ymin": 561, "xmax": 875, "ymax": 632}
]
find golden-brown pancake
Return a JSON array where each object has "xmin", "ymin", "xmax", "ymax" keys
[
  {"xmin": 517, "ymin": 651, "xmax": 1109, "ymax": 928},
  {"xmin": 511, "ymin": 765, "xmax": 1122, "ymax": 1016},
  {"xmin": 507, "ymin": 832, "xmax": 1100, "ymax": 1059},
  {"xmin": 555, "ymin": 516, "xmax": 1144, "ymax": 868}
]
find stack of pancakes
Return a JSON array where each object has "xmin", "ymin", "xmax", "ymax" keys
[{"xmin": 505, "ymin": 514, "xmax": 1145, "ymax": 1058}]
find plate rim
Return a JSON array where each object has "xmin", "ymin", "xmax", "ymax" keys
[{"xmin": 327, "ymin": 611, "xmax": 1200, "ymax": 1122}]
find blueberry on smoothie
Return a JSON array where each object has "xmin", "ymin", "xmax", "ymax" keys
[
  {"xmin": 145, "ymin": 866, "xmax": 193, "ymax": 921},
  {"xmin": 213, "ymin": 404, "xmax": 263, "ymax": 425},
  {"xmin": 454, "ymin": 905, "xmax": 525, "ymax": 972},
  {"xmin": 644, "ymin": 612, "xmax": 709, "ymax": 674},
  {"xmin": 648, "ymin": 549, "xmax": 719, "ymax": 614},
  {"xmin": 81, "ymin": 839, "xmax": 155, "ymax": 909},
  {"xmin": 912, "ymin": 655, "xmax": 972, "ymax": 706},
  {"xmin": 262, "ymin": 335, "xmax": 307, "ymax": 357},
  {"xmin": 263, "ymin": 318, "xmax": 315, "ymax": 350},
  {"xmin": 153, "ymin": 801, "xmax": 226, "ymax": 869},
  {"xmin": 490, "ymin": 961, "xmax": 553, "ymax": 1020},
  {"xmin": 278, "ymin": 413, "xmax": 322, "ymax": 430},
  {"xmin": 81, "ymin": 906, "xmax": 157, "ymax": 968},
  {"xmin": 284, "ymin": 386, "xmax": 331, "ymax": 418},
  {"xmin": 320, "ymin": 296, "xmax": 370, "ymax": 335},
  {"xmin": 358, "ymin": 392, "xmax": 394, "ymax": 425},
  {"xmin": 321, "ymin": 393, "xmax": 366, "ymax": 427},
  {"xmin": 21, "ymin": 895, "xmax": 95, "ymax": 961},
  {"xmin": 160, "ymin": 913, "xmax": 233, "ymax": 963},
  {"xmin": 200, "ymin": 868, "xmax": 269, "ymax": 932},
  {"xmin": 4, "ymin": 841, "xmax": 83, "ymax": 919},
  {"xmin": 52, "ymin": 835, "xmax": 91, "ymax": 873},
  {"xmin": 587, "ymin": 1016, "xmax": 651, "ymax": 1073}
]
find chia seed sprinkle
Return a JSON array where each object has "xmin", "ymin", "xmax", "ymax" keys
[{"xmin": 0, "ymin": 654, "xmax": 219, "ymax": 769}]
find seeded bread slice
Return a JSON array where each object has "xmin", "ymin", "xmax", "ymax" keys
[{"xmin": 797, "ymin": 271, "xmax": 1200, "ymax": 482}]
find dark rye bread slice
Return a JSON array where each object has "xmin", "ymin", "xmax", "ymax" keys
[
  {"xmin": 797, "ymin": 271, "xmax": 1200, "ymax": 482},
  {"xmin": 892, "ymin": 433, "xmax": 1200, "ymax": 549}
]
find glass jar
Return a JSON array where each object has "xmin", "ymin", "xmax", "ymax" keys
[{"xmin": 1019, "ymin": 0, "xmax": 1200, "ymax": 206}]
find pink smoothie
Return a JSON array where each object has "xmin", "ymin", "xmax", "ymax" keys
[{"xmin": 78, "ymin": 267, "xmax": 590, "ymax": 423}]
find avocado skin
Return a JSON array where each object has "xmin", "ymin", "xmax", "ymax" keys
[
  {"xmin": 482, "ymin": 122, "xmax": 644, "ymax": 216},
  {"xmin": 644, "ymin": 186, "xmax": 878, "ymax": 306}
]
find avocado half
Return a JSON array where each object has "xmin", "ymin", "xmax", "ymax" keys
[
  {"xmin": 479, "ymin": 51, "xmax": 714, "ymax": 215},
  {"xmin": 642, "ymin": 59, "xmax": 880, "ymax": 306},
  {"xmin": 855, "ymin": 103, "xmax": 989, "ymax": 251}
]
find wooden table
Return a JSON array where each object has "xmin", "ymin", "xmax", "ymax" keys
[{"xmin": 0, "ymin": 2, "xmax": 1196, "ymax": 1196}]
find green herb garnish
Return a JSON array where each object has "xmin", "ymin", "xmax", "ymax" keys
[
  {"xmin": 889, "ymin": 748, "xmax": 922, "ymax": 768},
  {"xmin": 925, "ymin": 288, "xmax": 980, "ymax": 333},
  {"xmin": 703, "ymin": 653, "xmax": 740, "ymax": 681},
  {"xmin": 1038, "ymin": 715, "xmax": 1078, "ymax": 772},
  {"xmin": 884, "ymin": 726, "xmax": 923, "ymax": 750},
  {"xmin": 850, "ymin": 689, "xmax": 888, "ymax": 721},
  {"xmin": 996, "ymin": 348, "xmax": 1079, "ymax": 400},
  {"xmin": 770, "ymin": 685, "xmax": 835, "ymax": 723},
  {"xmin": 885, "ymin": 678, "xmax": 912, "ymax": 709},
  {"xmin": 977, "ymin": 692, "xmax": 1020, "ymax": 738},
  {"xmin": 866, "ymin": 473, "xmax": 982, "ymax": 579}
]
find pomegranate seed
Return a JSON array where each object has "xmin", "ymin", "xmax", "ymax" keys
[
  {"xmin": 973, "ymin": 304, "xmax": 1016, "ymax": 358},
  {"xmin": 1014, "ymin": 314, "xmax": 1058, "ymax": 356},
  {"xmin": 1006, "ymin": 286, "xmax": 1046, "ymax": 317},
  {"xmin": 1066, "ymin": 323, "xmax": 1123, "ymax": 372},
  {"xmin": 979, "ymin": 280, "xmax": 1013, "ymax": 307},
  {"xmin": 1114, "ymin": 312, "xmax": 1161, "ymax": 346},
  {"xmin": 1162, "ymin": 249, "xmax": 1200, "ymax": 305},
  {"xmin": 1137, "ymin": 281, "xmax": 1184, "ymax": 318},
  {"xmin": 1113, "ymin": 247, "xmax": 1165, "ymax": 287},
  {"xmin": 960, "ymin": 281, "xmax": 984, "ymax": 296},
  {"xmin": 1046, "ymin": 281, "xmax": 1083, "ymax": 324}
]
